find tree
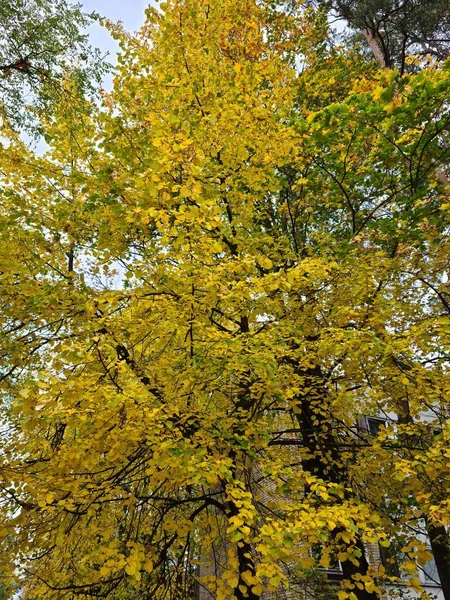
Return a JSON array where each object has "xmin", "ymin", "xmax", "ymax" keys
[
  {"xmin": 0, "ymin": 1, "xmax": 449, "ymax": 599},
  {"xmin": 325, "ymin": 0, "xmax": 450, "ymax": 72},
  {"xmin": 316, "ymin": 1, "xmax": 450, "ymax": 592},
  {"xmin": 0, "ymin": 0, "xmax": 107, "ymax": 132}
]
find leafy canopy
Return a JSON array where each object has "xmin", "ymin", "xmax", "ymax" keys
[
  {"xmin": 0, "ymin": 1, "xmax": 449, "ymax": 599},
  {"xmin": 0, "ymin": 0, "xmax": 107, "ymax": 132}
]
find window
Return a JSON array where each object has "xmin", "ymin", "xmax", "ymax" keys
[
  {"xmin": 311, "ymin": 543, "xmax": 341, "ymax": 572},
  {"xmin": 381, "ymin": 544, "xmax": 441, "ymax": 586},
  {"xmin": 379, "ymin": 544, "xmax": 401, "ymax": 577},
  {"xmin": 367, "ymin": 417, "xmax": 386, "ymax": 436},
  {"xmin": 422, "ymin": 551, "xmax": 440, "ymax": 585}
]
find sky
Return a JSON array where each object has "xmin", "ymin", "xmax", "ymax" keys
[
  {"xmin": 81, "ymin": 0, "xmax": 152, "ymax": 85},
  {"xmin": 76, "ymin": 1, "xmax": 152, "ymax": 289}
]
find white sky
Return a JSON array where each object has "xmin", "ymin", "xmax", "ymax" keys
[
  {"xmin": 81, "ymin": 0, "xmax": 152, "ymax": 86},
  {"xmin": 82, "ymin": 0, "xmax": 150, "ymax": 31}
]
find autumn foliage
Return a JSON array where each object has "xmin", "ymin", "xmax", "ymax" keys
[{"xmin": 0, "ymin": 1, "xmax": 449, "ymax": 599}]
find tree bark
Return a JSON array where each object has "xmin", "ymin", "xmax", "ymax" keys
[
  {"xmin": 426, "ymin": 520, "xmax": 450, "ymax": 600},
  {"xmin": 361, "ymin": 29, "xmax": 390, "ymax": 68},
  {"xmin": 294, "ymin": 365, "xmax": 379, "ymax": 600},
  {"xmin": 396, "ymin": 399, "xmax": 450, "ymax": 599}
]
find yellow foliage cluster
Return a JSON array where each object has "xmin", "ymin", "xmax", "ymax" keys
[{"xmin": 0, "ymin": 0, "xmax": 449, "ymax": 599}]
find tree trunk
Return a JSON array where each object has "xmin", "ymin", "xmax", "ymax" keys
[
  {"xmin": 426, "ymin": 520, "xmax": 450, "ymax": 600},
  {"xmin": 294, "ymin": 365, "xmax": 379, "ymax": 600},
  {"xmin": 361, "ymin": 29, "xmax": 390, "ymax": 68}
]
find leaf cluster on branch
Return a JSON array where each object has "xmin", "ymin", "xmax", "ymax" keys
[
  {"xmin": 0, "ymin": 0, "xmax": 108, "ymax": 133},
  {"xmin": 0, "ymin": 1, "xmax": 449, "ymax": 599}
]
